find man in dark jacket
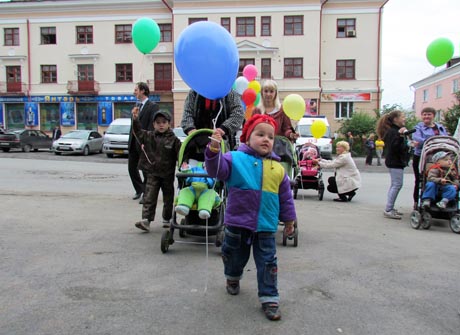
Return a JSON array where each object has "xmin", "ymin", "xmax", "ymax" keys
[{"xmin": 128, "ymin": 82, "xmax": 159, "ymax": 202}]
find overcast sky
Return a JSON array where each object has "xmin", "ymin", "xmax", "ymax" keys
[{"xmin": 381, "ymin": 0, "xmax": 460, "ymax": 109}]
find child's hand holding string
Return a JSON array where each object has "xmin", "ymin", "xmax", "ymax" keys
[{"xmin": 209, "ymin": 130, "xmax": 222, "ymax": 152}]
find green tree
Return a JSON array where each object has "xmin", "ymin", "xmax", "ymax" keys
[
  {"xmin": 442, "ymin": 91, "xmax": 460, "ymax": 135},
  {"xmin": 338, "ymin": 112, "xmax": 376, "ymax": 138}
]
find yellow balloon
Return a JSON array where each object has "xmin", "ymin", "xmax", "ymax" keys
[
  {"xmin": 247, "ymin": 80, "xmax": 261, "ymax": 94},
  {"xmin": 282, "ymin": 94, "xmax": 305, "ymax": 121},
  {"xmin": 311, "ymin": 120, "xmax": 327, "ymax": 139}
]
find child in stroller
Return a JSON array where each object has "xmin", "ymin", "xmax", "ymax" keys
[
  {"xmin": 293, "ymin": 143, "xmax": 325, "ymax": 200},
  {"xmin": 160, "ymin": 129, "xmax": 226, "ymax": 253}
]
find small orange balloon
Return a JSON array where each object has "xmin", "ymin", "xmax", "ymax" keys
[{"xmin": 245, "ymin": 104, "xmax": 255, "ymax": 121}]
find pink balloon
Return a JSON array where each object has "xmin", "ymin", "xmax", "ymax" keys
[{"xmin": 243, "ymin": 64, "xmax": 258, "ymax": 81}]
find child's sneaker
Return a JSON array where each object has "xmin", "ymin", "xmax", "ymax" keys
[
  {"xmin": 162, "ymin": 219, "xmax": 170, "ymax": 228},
  {"xmin": 422, "ymin": 199, "xmax": 431, "ymax": 209},
  {"xmin": 198, "ymin": 209, "xmax": 211, "ymax": 220},
  {"xmin": 135, "ymin": 219, "xmax": 150, "ymax": 232},
  {"xmin": 383, "ymin": 210, "xmax": 401, "ymax": 220},
  {"xmin": 436, "ymin": 200, "xmax": 448, "ymax": 209},
  {"xmin": 175, "ymin": 205, "xmax": 189, "ymax": 216}
]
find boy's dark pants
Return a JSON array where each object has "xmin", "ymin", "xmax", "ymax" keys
[
  {"xmin": 142, "ymin": 173, "xmax": 175, "ymax": 222},
  {"xmin": 222, "ymin": 225, "xmax": 279, "ymax": 304}
]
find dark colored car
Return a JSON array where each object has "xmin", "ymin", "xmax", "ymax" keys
[{"xmin": 0, "ymin": 129, "xmax": 53, "ymax": 152}]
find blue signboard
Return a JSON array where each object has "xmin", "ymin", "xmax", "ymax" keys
[
  {"xmin": 98, "ymin": 102, "xmax": 113, "ymax": 126},
  {"xmin": 60, "ymin": 102, "xmax": 75, "ymax": 126},
  {"xmin": 0, "ymin": 94, "xmax": 160, "ymax": 103},
  {"xmin": 24, "ymin": 102, "xmax": 38, "ymax": 126}
]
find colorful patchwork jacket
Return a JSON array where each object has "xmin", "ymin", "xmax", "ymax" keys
[{"xmin": 205, "ymin": 143, "xmax": 296, "ymax": 232}]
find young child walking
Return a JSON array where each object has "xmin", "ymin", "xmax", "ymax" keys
[
  {"xmin": 132, "ymin": 109, "xmax": 182, "ymax": 231},
  {"xmin": 205, "ymin": 114, "xmax": 297, "ymax": 321},
  {"xmin": 421, "ymin": 151, "xmax": 459, "ymax": 209}
]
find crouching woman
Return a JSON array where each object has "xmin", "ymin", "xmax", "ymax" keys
[{"xmin": 313, "ymin": 141, "xmax": 361, "ymax": 202}]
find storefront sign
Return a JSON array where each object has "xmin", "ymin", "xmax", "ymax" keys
[
  {"xmin": 321, "ymin": 93, "xmax": 371, "ymax": 102},
  {"xmin": 98, "ymin": 102, "xmax": 113, "ymax": 126},
  {"xmin": 60, "ymin": 102, "xmax": 75, "ymax": 126},
  {"xmin": 0, "ymin": 95, "xmax": 160, "ymax": 103}
]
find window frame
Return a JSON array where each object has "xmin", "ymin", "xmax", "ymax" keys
[
  {"xmin": 40, "ymin": 27, "xmax": 56, "ymax": 45},
  {"xmin": 4, "ymin": 27, "xmax": 19, "ymax": 46},
  {"xmin": 284, "ymin": 58, "xmax": 303, "ymax": 78},
  {"xmin": 159, "ymin": 23, "xmax": 172, "ymax": 42},
  {"xmin": 337, "ymin": 18, "xmax": 356, "ymax": 38},
  {"xmin": 452, "ymin": 79, "xmax": 458, "ymax": 93},
  {"xmin": 336, "ymin": 59, "xmax": 356, "ymax": 80},
  {"xmin": 436, "ymin": 85, "xmax": 442, "ymax": 98},
  {"xmin": 115, "ymin": 63, "xmax": 133, "ymax": 82},
  {"xmin": 335, "ymin": 102, "xmax": 354, "ymax": 119},
  {"xmin": 261, "ymin": 58, "xmax": 271, "ymax": 79},
  {"xmin": 423, "ymin": 89, "xmax": 429, "ymax": 102},
  {"xmin": 261, "ymin": 16, "xmax": 271, "ymax": 36},
  {"xmin": 77, "ymin": 64, "xmax": 94, "ymax": 81},
  {"xmin": 284, "ymin": 15, "xmax": 303, "ymax": 36},
  {"xmin": 41, "ymin": 65, "xmax": 57, "ymax": 83},
  {"xmin": 236, "ymin": 17, "xmax": 256, "ymax": 37},
  {"xmin": 238, "ymin": 59, "xmax": 255, "ymax": 77},
  {"xmin": 115, "ymin": 24, "xmax": 132, "ymax": 44},
  {"xmin": 188, "ymin": 18, "xmax": 208, "ymax": 25},
  {"xmin": 221, "ymin": 17, "xmax": 231, "ymax": 33},
  {"xmin": 76, "ymin": 25, "xmax": 93, "ymax": 44}
]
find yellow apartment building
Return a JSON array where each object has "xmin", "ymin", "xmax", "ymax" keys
[{"xmin": 0, "ymin": 0, "xmax": 388, "ymax": 135}]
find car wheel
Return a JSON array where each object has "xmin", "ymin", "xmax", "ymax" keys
[
  {"xmin": 54, "ymin": 151, "xmax": 61, "ymax": 155},
  {"xmin": 106, "ymin": 153, "xmax": 114, "ymax": 158},
  {"xmin": 23, "ymin": 144, "xmax": 32, "ymax": 153},
  {"xmin": 2, "ymin": 148, "xmax": 10, "ymax": 152},
  {"xmin": 83, "ymin": 146, "xmax": 89, "ymax": 156}
]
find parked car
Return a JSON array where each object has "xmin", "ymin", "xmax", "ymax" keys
[
  {"xmin": 102, "ymin": 118, "xmax": 131, "ymax": 158},
  {"xmin": 173, "ymin": 127, "xmax": 187, "ymax": 143},
  {"xmin": 52, "ymin": 130, "xmax": 103, "ymax": 156},
  {"xmin": 0, "ymin": 129, "xmax": 53, "ymax": 152}
]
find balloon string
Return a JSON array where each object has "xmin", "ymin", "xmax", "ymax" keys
[
  {"xmin": 138, "ymin": 55, "xmax": 145, "ymax": 82},
  {"xmin": 212, "ymin": 100, "xmax": 223, "ymax": 130}
]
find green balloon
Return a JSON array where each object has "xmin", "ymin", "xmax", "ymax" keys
[
  {"xmin": 426, "ymin": 37, "xmax": 454, "ymax": 67},
  {"xmin": 132, "ymin": 17, "xmax": 161, "ymax": 54},
  {"xmin": 254, "ymin": 92, "xmax": 261, "ymax": 106}
]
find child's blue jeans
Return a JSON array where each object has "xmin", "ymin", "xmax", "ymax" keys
[
  {"xmin": 422, "ymin": 181, "xmax": 457, "ymax": 201},
  {"xmin": 222, "ymin": 225, "xmax": 279, "ymax": 304}
]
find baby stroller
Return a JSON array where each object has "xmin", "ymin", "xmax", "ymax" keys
[
  {"xmin": 410, "ymin": 135, "xmax": 460, "ymax": 234},
  {"xmin": 293, "ymin": 143, "xmax": 325, "ymax": 201},
  {"xmin": 160, "ymin": 129, "xmax": 226, "ymax": 253},
  {"xmin": 273, "ymin": 135, "xmax": 299, "ymax": 246}
]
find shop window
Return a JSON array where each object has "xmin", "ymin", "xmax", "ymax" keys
[
  {"xmin": 335, "ymin": 102, "xmax": 354, "ymax": 119},
  {"xmin": 39, "ymin": 103, "xmax": 60, "ymax": 131},
  {"xmin": 77, "ymin": 103, "xmax": 97, "ymax": 130},
  {"xmin": 114, "ymin": 103, "xmax": 133, "ymax": 119},
  {"xmin": 5, "ymin": 103, "xmax": 24, "ymax": 129}
]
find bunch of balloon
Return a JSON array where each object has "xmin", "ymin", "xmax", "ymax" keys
[
  {"xmin": 235, "ymin": 64, "xmax": 262, "ymax": 120},
  {"xmin": 426, "ymin": 37, "xmax": 455, "ymax": 67}
]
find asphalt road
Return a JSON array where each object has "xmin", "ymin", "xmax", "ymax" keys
[{"xmin": 0, "ymin": 152, "xmax": 459, "ymax": 335}]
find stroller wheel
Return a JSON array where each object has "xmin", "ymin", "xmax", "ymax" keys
[
  {"xmin": 179, "ymin": 218, "xmax": 186, "ymax": 238},
  {"xmin": 318, "ymin": 187, "xmax": 324, "ymax": 201},
  {"xmin": 421, "ymin": 212, "xmax": 432, "ymax": 229},
  {"xmin": 161, "ymin": 230, "xmax": 172, "ymax": 253},
  {"xmin": 449, "ymin": 214, "xmax": 460, "ymax": 234},
  {"xmin": 410, "ymin": 210, "xmax": 422, "ymax": 229},
  {"xmin": 215, "ymin": 229, "xmax": 224, "ymax": 247},
  {"xmin": 293, "ymin": 185, "xmax": 298, "ymax": 200}
]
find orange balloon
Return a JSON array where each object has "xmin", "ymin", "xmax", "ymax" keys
[{"xmin": 245, "ymin": 104, "xmax": 255, "ymax": 121}]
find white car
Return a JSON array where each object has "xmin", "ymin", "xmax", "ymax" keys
[
  {"xmin": 295, "ymin": 116, "xmax": 333, "ymax": 159},
  {"xmin": 52, "ymin": 130, "xmax": 103, "ymax": 156}
]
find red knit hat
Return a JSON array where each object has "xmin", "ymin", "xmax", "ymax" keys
[{"xmin": 240, "ymin": 114, "xmax": 278, "ymax": 144}]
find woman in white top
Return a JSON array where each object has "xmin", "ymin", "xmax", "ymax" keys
[{"xmin": 313, "ymin": 141, "xmax": 361, "ymax": 202}]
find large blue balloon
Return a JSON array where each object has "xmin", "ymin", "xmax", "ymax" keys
[{"xmin": 175, "ymin": 21, "xmax": 239, "ymax": 100}]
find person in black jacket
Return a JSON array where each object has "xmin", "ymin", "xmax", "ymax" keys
[
  {"xmin": 128, "ymin": 82, "xmax": 159, "ymax": 202},
  {"xmin": 131, "ymin": 109, "xmax": 181, "ymax": 232},
  {"xmin": 376, "ymin": 110, "xmax": 410, "ymax": 220}
]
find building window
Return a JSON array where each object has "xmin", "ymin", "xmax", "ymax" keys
[
  {"xmin": 78, "ymin": 64, "xmax": 94, "ymax": 81},
  {"xmin": 189, "ymin": 18, "xmax": 207, "ymax": 25},
  {"xmin": 154, "ymin": 63, "xmax": 172, "ymax": 91},
  {"xmin": 159, "ymin": 24, "xmax": 172, "ymax": 42},
  {"xmin": 284, "ymin": 58, "xmax": 303, "ymax": 78},
  {"xmin": 238, "ymin": 59, "xmax": 255, "ymax": 77},
  {"xmin": 436, "ymin": 85, "xmax": 442, "ymax": 98},
  {"xmin": 6, "ymin": 65, "xmax": 21, "ymax": 83},
  {"xmin": 284, "ymin": 16, "xmax": 303, "ymax": 36},
  {"xmin": 115, "ymin": 64, "xmax": 133, "ymax": 82},
  {"xmin": 41, "ymin": 65, "xmax": 57, "ymax": 83},
  {"xmin": 76, "ymin": 26, "xmax": 93, "ymax": 44},
  {"xmin": 41, "ymin": 27, "xmax": 56, "ymax": 44},
  {"xmin": 261, "ymin": 16, "xmax": 271, "ymax": 36},
  {"xmin": 337, "ymin": 18, "xmax": 356, "ymax": 38},
  {"xmin": 336, "ymin": 59, "xmax": 355, "ymax": 80},
  {"xmin": 261, "ymin": 58, "xmax": 271, "ymax": 79},
  {"xmin": 335, "ymin": 102, "xmax": 354, "ymax": 119},
  {"xmin": 452, "ymin": 79, "xmax": 458, "ymax": 93},
  {"xmin": 115, "ymin": 24, "xmax": 132, "ymax": 43},
  {"xmin": 423, "ymin": 89, "xmax": 428, "ymax": 102},
  {"xmin": 4, "ymin": 28, "xmax": 19, "ymax": 46},
  {"xmin": 221, "ymin": 17, "xmax": 231, "ymax": 33},
  {"xmin": 236, "ymin": 17, "xmax": 255, "ymax": 37}
]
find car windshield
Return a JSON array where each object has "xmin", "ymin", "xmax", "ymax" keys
[
  {"xmin": 298, "ymin": 125, "xmax": 331, "ymax": 138},
  {"xmin": 173, "ymin": 128, "xmax": 186, "ymax": 137},
  {"xmin": 106, "ymin": 125, "xmax": 131, "ymax": 135},
  {"xmin": 62, "ymin": 131, "xmax": 89, "ymax": 139}
]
